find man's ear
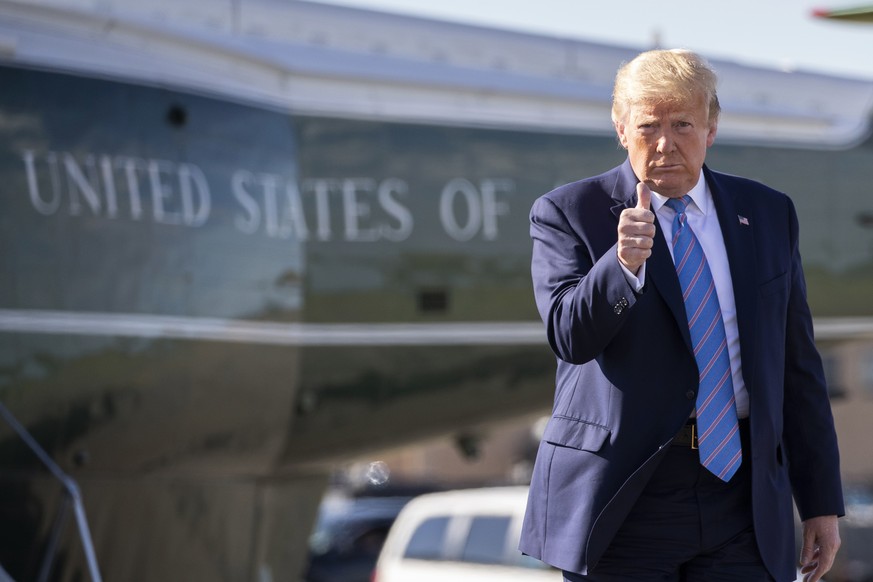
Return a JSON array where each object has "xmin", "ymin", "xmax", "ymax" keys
[
  {"xmin": 614, "ymin": 121, "xmax": 628, "ymax": 149},
  {"xmin": 706, "ymin": 121, "xmax": 718, "ymax": 148}
]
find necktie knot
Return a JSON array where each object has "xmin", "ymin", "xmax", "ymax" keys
[{"xmin": 665, "ymin": 196, "xmax": 691, "ymax": 215}]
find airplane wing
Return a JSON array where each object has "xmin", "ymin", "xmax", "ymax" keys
[{"xmin": 813, "ymin": 4, "xmax": 873, "ymax": 21}]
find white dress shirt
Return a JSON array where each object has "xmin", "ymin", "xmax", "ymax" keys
[{"xmin": 621, "ymin": 173, "xmax": 749, "ymax": 418}]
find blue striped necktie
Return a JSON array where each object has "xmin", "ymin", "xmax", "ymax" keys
[{"xmin": 665, "ymin": 196, "xmax": 742, "ymax": 482}]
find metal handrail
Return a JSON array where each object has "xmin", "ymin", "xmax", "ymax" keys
[{"xmin": 0, "ymin": 402, "xmax": 102, "ymax": 582}]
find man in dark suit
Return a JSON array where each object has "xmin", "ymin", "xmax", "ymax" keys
[{"xmin": 519, "ymin": 49, "xmax": 843, "ymax": 582}]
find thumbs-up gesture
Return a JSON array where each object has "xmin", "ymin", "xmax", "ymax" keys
[{"xmin": 617, "ymin": 182, "xmax": 656, "ymax": 275}]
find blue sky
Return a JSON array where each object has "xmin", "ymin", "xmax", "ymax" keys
[{"xmin": 311, "ymin": 0, "xmax": 873, "ymax": 80}]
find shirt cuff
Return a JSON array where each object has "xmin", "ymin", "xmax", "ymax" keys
[{"xmin": 620, "ymin": 261, "xmax": 646, "ymax": 293}]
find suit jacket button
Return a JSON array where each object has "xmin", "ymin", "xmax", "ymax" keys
[
  {"xmin": 686, "ymin": 390, "xmax": 696, "ymax": 400},
  {"xmin": 613, "ymin": 297, "xmax": 628, "ymax": 315}
]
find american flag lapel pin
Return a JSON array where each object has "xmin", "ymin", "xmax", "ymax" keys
[{"xmin": 738, "ymin": 215, "xmax": 750, "ymax": 226}]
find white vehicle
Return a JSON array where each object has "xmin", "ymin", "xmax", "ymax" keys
[{"xmin": 372, "ymin": 486, "xmax": 560, "ymax": 582}]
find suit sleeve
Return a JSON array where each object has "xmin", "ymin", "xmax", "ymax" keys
[
  {"xmin": 781, "ymin": 198, "xmax": 845, "ymax": 520},
  {"xmin": 530, "ymin": 194, "xmax": 640, "ymax": 365}
]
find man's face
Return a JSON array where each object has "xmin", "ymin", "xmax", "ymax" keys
[{"xmin": 615, "ymin": 96, "xmax": 717, "ymax": 199}]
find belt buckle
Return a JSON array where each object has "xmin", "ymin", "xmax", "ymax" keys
[{"xmin": 691, "ymin": 423, "xmax": 698, "ymax": 450}]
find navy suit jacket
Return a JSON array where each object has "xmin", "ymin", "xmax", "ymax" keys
[{"xmin": 519, "ymin": 160, "xmax": 844, "ymax": 580}]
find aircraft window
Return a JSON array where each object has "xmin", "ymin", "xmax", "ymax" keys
[
  {"xmin": 418, "ymin": 289, "xmax": 449, "ymax": 313},
  {"xmin": 459, "ymin": 515, "xmax": 511, "ymax": 564},
  {"xmin": 403, "ymin": 516, "xmax": 449, "ymax": 560},
  {"xmin": 166, "ymin": 104, "xmax": 187, "ymax": 128}
]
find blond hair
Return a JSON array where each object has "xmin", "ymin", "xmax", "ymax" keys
[{"xmin": 611, "ymin": 49, "xmax": 720, "ymax": 125}]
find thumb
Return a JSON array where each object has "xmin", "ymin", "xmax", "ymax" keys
[{"xmin": 636, "ymin": 182, "xmax": 652, "ymax": 211}]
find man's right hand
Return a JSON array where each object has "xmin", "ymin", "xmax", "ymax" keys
[{"xmin": 617, "ymin": 182, "xmax": 656, "ymax": 274}]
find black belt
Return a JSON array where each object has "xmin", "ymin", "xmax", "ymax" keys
[
  {"xmin": 672, "ymin": 418, "xmax": 749, "ymax": 449},
  {"xmin": 673, "ymin": 420, "xmax": 699, "ymax": 448}
]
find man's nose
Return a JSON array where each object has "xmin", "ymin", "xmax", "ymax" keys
[{"xmin": 656, "ymin": 132, "xmax": 674, "ymax": 153}]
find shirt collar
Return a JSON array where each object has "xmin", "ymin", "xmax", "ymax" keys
[{"xmin": 650, "ymin": 172, "xmax": 711, "ymax": 216}]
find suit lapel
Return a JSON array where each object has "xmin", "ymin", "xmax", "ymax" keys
[
  {"xmin": 705, "ymin": 167, "xmax": 758, "ymax": 385},
  {"xmin": 609, "ymin": 161, "xmax": 693, "ymax": 353}
]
